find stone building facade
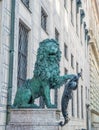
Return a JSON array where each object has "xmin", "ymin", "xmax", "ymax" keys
[
  {"xmin": 0, "ymin": 0, "xmax": 90, "ymax": 130},
  {"xmin": 88, "ymin": 0, "xmax": 99, "ymax": 129}
]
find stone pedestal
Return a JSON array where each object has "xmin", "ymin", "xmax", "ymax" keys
[{"xmin": 6, "ymin": 109, "xmax": 60, "ymax": 130}]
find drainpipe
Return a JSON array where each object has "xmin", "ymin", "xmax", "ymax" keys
[{"xmin": 6, "ymin": 0, "xmax": 16, "ymax": 124}]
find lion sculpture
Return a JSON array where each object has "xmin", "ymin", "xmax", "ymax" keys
[{"xmin": 13, "ymin": 39, "xmax": 76, "ymax": 108}]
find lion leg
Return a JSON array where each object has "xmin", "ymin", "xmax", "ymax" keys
[
  {"xmin": 43, "ymin": 85, "xmax": 56, "ymax": 108},
  {"xmin": 13, "ymin": 87, "xmax": 39, "ymax": 108},
  {"xmin": 55, "ymin": 74, "xmax": 76, "ymax": 87},
  {"xmin": 13, "ymin": 87, "xmax": 31, "ymax": 108},
  {"xmin": 20, "ymin": 93, "xmax": 40, "ymax": 108}
]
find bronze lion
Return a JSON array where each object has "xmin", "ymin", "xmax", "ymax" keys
[{"xmin": 13, "ymin": 39, "xmax": 76, "ymax": 108}]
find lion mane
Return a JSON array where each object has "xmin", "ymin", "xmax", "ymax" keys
[{"xmin": 33, "ymin": 39, "xmax": 61, "ymax": 88}]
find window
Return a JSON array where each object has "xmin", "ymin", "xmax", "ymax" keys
[
  {"xmin": 84, "ymin": 22, "xmax": 86, "ymax": 41},
  {"xmin": 54, "ymin": 28, "xmax": 59, "ymax": 107},
  {"xmin": 76, "ymin": 62, "xmax": 78, "ymax": 73},
  {"xmin": 39, "ymin": 97, "xmax": 45, "ymax": 108},
  {"xmin": 80, "ymin": 9, "xmax": 85, "ymax": 44},
  {"xmin": 64, "ymin": 68, "xmax": 68, "ymax": 74},
  {"xmin": 71, "ymin": 54, "xmax": 74, "ymax": 68},
  {"xmin": 81, "ymin": 68, "xmax": 83, "ymax": 79},
  {"xmin": 21, "ymin": 0, "xmax": 29, "ymax": 8},
  {"xmin": 76, "ymin": 0, "xmax": 82, "ymax": 12},
  {"xmin": 71, "ymin": 92, "xmax": 74, "ymax": 117},
  {"xmin": 77, "ymin": 87, "xmax": 79, "ymax": 117},
  {"xmin": 71, "ymin": 0, "xmax": 74, "ymax": 24},
  {"xmin": 81, "ymin": 86, "xmax": 84, "ymax": 118},
  {"xmin": 85, "ymin": 29, "xmax": 88, "ymax": 41},
  {"xmin": 85, "ymin": 28, "xmax": 88, "ymax": 57},
  {"xmin": 88, "ymin": 89, "xmax": 90, "ymax": 100},
  {"xmin": 80, "ymin": 24, "xmax": 83, "ymax": 44},
  {"xmin": 76, "ymin": 62, "xmax": 79, "ymax": 118},
  {"xmin": 76, "ymin": 0, "xmax": 82, "ymax": 35},
  {"xmin": 55, "ymin": 28, "xmax": 59, "ymax": 42},
  {"xmin": 64, "ymin": 0, "xmax": 67, "ymax": 9},
  {"xmin": 76, "ymin": 4, "xmax": 79, "ymax": 34},
  {"xmin": 87, "ymin": 35, "xmax": 90, "ymax": 43},
  {"xmin": 41, "ymin": 7, "xmax": 48, "ymax": 32},
  {"xmin": 17, "ymin": 23, "xmax": 29, "ymax": 87},
  {"xmin": 64, "ymin": 43, "xmax": 68, "ymax": 60},
  {"xmin": 54, "ymin": 88, "xmax": 58, "ymax": 107},
  {"xmin": 80, "ymin": 9, "xmax": 85, "ymax": 24},
  {"xmin": 85, "ymin": 86, "xmax": 87, "ymax": 99}
]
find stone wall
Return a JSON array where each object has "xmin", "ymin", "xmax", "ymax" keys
[{"xmin": 0, "ymin": 0, "xmax": 90, "ymax": 130}]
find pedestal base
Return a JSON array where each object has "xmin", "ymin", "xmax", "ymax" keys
[{"xmin": 6, "ymin": 109, "xmax": 60, "ymax": 130}]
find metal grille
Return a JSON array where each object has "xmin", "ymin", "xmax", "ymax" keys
[
  {"xmin": 21, "ymin": 0, "xmax": 29, "ymax": 8},
  {"xmin": 41, "ymin": 7, "xmax": 47, "ymax": 32},
  {"xmin": 17, "ymin": 23, "xmax": 28, "ymax": 87}
]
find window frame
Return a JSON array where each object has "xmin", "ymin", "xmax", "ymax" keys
[
  {"xmin": 41, "ymin": 7, "xmax": 48, "ymax": 33},
  {"xmin": 71, "ymin": 54, "xmax": 74, "ymax": 68},
  {"xmin": 71, "ymin": 0, "xmax": 74, "ymax": 25},
  {"xmin": 17, "ymin": 22, "xmax": 29, "ymax": 87},
  {"xmin": 64, "ymin": 43, "xmax": 68, "ymax": 60},
  {"xmin": 55, "ymin": 28, "xmax": 59, "ymax": 42},
  {"xmin": 64, "ymin": 68, "xmax": 68, "ymax": 74},
  {"xmin": 21, "ymin": 0, "xmax": 30, "ymax": 10},
  {"xmin": 64, "ymin": 0, "xmax": 67, "ymax": 10},
  {"xmin": 71, "ymin": 92, "xmax": 75, "ymax": 117},
  {"xmin": 81, "ymin": 85, "xmax": 84, "ymax": 119}
]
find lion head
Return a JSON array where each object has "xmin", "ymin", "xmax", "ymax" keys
[{"xmin": 34, "ymin": 39, "xmax": 61, "ymax": 84}]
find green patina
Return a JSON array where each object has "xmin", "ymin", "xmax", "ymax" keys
[{"xmin": 13, "ymin": 39, "xmax": 75, "ymax": 108}]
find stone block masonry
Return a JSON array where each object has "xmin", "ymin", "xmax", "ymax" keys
[{"xmin": 6, "ymin": 109, "xmax": 61, "ymax": 130}]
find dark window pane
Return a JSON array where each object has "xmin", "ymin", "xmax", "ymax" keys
[
  {"xmin": 71, "ymin": 0, "xmax": 74, "ymax": 24},
  {"xmin": 77, "ymin": 87, "xmax": 79, "ymax": 117},
  {"xmin": 86, "ymin": 86, "xmax": 87, "ymax": 99},
  {"xmin": 54, "ymin": 88, "xmax": 58, "ymax": 107},
  {"xmin": 71, "ymin": 54, "xmax": 74, "ymax": 68},
  {"xmin": 17, "ymin": 23, "xmax": 28, "ymax": 87},
  {"xmin": 81, "ymin": 86, "xmax": 84, "ymax": 118},
  {"xmin": 64, "ymin": 68, "xmax": 68, "ymax": 74},
  {"xmin": 76, "ymin": 62, "xmax": 78, "ymax": 73},
  {"xmin": 55, "ymin": 28, "xmax": 59, "ymax": 42},
  {"xmin": 64, "ymin": 0, "xmax": 67, "ymax": 9},
  {"xmin": 54, "ymin": 28, "xmax": 59, "ymax": 107},
  {"xmin": 64, "ymin": 43, "xmax": 68, "ymax": 59},
  {"xmin": 81, "ymin": 68, "xmax": 83, "ymax": 79},
  {"xmin": 41, "ymin": 7, "xmax": 48, "ymax": 32},
  {"xmin": 71, "ymin": 92, "xmax": 74, "ymax": 116}
]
